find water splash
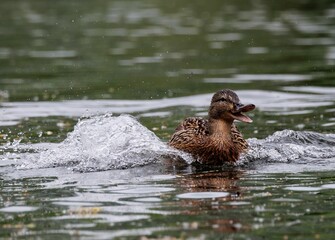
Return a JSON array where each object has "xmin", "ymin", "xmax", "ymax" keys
[
  {"xmin": 242, "ymin": 130, "xmax": 335, "ymax": 170},
  {"xmin": 20, "ymin": 114, "xmax": 192, "ymax": 172},
  {"xmin": 3, "ymin": 114, "xmax": 335, "ymax": 173}
]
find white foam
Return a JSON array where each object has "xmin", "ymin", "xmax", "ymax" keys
[
  {"xmin": 241, "ymin": 130, "xmax": 335, "ymax": 172},
  {"xmin": 19, "ymin": 114, "xmax": 192, "ymax": 172}
]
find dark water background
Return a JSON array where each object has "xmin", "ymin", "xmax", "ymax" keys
[{"xmin": 1, "ymin": 0, "xmax": 335, "ymax": 239}]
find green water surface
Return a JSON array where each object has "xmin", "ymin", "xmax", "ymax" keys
[{"xmin": 1, "ymin": 0, "xmax": 335, "ymax": 239}]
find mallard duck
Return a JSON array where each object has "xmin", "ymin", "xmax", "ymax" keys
[{"xmin": 169, "ymin": 89, "xmax": 255, "ymax": 164}]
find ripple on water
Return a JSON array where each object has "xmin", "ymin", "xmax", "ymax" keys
[
  {"xmin": 133, "ymin": 197, "xmax": 162, "ymax": 202},
  {"xmin": 52, "ymin": 201, "xmax": 102, "ymax": 207},
  {"xmin": 0, "ymin": 206, "xmax": 39, "ymax": 213},
  {"xmin": 321, "ymin": 184, "xmax": 335, "ymax": 189},
  {"xmin": 271, "ymin": 198, "xmax": 302, "ymax": 202},
  {"xmin": 0, "ymin": 48, "xmax": 11, "ymax": 58},
  {"xmin": 1, "ymin": 90, "xmax": 334, "ymax": 126},
  {"xmin": 177, "ymin": 192, "xmax": 229, "ymax": 199},
  {"xmin": 204, "ymin": 74, "xmax": 312, "ymax": 83},
  {"xmin": 283, "ymin": 86, "xmax": 335, "ymax": 95},
  {"xmin": 284, "ymin": 186, "xmax": 322, "ymax": 192},
  {"xmin": 112, "ymin": 186, "xmax": 175, "ymax": 194},
  {"xmin": 51, "ymin": 214, "xmax": 150, "ymax": 223},
  {"xmin": 226, "ymin": 201, "xmax": 251, "ymax": 206},
  {"xmin": 247, "ymin": 47, "xmax": 269, "ymax": 54},
  {"xmin": 28, "ymin": 50, "xmax": 77, "ymax": 58}
]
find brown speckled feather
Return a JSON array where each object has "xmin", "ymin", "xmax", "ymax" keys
[
  {"xmin": 169, "ymin": 117, "xmax": 248, "ymax": 164},
  {"xmin": 231, "ymin": 124, "xmax": 248, "ymax": 152},
  {"xmin": 169, "ymin": 117, "xmax": 207, "ymax": 151}
]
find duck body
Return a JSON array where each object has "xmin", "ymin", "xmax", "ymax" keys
[{"xmin": 169, "ymin": 89, "xmax": 255, "ymax": 165}]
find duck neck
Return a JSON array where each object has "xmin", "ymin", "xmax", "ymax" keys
[{"xmin": 208, "ymin": 118, "xmax": 233, "ymax": 141}]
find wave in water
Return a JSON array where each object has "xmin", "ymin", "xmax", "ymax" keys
[
  {"xmin": 242, "ymin": 130, "xmax": 335, "ymax": 171},
  {"xmin": 18, "ymin": 114, "xmax": 192, "ymax": 172},
  {"xmin": 4, "ymin": 114, "xmax": 335, "ymax": 172}
]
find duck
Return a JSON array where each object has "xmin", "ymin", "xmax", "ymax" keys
[{"xmin": 169, "ymin": 89, "xmax": 255, "ymax": 165}]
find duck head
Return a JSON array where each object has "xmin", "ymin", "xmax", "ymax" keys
[{"xmin": 209, "ymin": 89, "xmax": 255, "ymax": 123}]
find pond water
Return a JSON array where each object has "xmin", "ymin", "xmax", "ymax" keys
[{"xmin": 1, "ymin": 0, "xmax": 335, "ymax": 239}]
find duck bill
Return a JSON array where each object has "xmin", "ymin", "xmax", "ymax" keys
[
  {"xmin": 231, "ymin": 112, "xmax": 253, "ymax": 123},
  {"xmin": 231, "ymin": 104, "xmax": 255, "ymax": 123}
]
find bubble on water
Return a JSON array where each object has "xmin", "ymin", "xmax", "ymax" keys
[{"xmin": 20, "ymin": 114, "xmax": 193, "ymax": 172}]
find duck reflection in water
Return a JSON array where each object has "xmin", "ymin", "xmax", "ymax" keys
[
  {"xmin": 169, "ymin": 89, "xmax": 255, "ymax": 165},
  {"xmin": 175, "ymin": 170, "xmax": 249, "ymax": 233}
]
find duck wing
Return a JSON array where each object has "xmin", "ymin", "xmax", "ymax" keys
[
  {"xmin": 174, "ymin": 117, "xmax": 209, "ymax": 134},
  {"xmin": 169, "ymin": 117, "xmax": 209, "ymax": 149}
]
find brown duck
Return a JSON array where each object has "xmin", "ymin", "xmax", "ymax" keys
[{"xmin": 169, "ymin": 89, "xmax": 255, "ymax": 165}]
